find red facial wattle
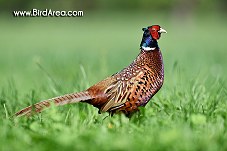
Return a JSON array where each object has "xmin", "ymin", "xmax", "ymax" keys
[
  {"xmin": 151, "ymin": 30, "xmax": 160, "ymax": 40},
  {"xmin": 148, "ymin": 25, "xmax": 161, "ymax": 40}
]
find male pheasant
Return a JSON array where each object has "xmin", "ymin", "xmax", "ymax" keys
[{"xmin": 15, "ymin": 25, "xmax": 167, "ymax": 117}]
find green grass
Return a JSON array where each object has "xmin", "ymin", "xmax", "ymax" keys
[{"xmin": 0, "ymin": 12, "xmax": 227, "ymax": 151}]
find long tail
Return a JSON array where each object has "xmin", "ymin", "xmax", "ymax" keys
[{"xmin": 15, "ymin": 91, "xmax": 92, "ymax": 117}]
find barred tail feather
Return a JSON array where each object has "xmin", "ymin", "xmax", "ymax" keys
[{"xmin": 15, "ymin": 91, "xmax": 92, "ymax": 117}]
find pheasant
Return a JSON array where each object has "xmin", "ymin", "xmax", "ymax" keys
[{"xmin": 15, "ymin": 25, "xmax": 167, "ymax": 117}]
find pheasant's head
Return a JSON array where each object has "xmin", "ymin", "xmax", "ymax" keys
[
  {"xmin": 142, "ymin": 25, "xmax": 167, "ymax": 40},
  {"xmin": 140, "ymin": 25, "xmax": 167, "ymax": 50}
]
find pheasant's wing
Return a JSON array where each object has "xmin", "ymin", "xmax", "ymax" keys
[{"xmin": 101, "ymin": 70, "xmax": 146, "ymax": 112}]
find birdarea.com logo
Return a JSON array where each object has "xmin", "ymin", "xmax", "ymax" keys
[{"xmin": 13, "ymin": 9, "xmax": 84, "ymax": 17}]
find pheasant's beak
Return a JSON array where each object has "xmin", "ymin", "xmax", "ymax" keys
[{"xmin": 159, "ymin": 28, "xmax": 167, "ymax": 33}]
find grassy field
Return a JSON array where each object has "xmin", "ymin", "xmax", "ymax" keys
[{"xmin": 0, "ymin": 12, "xmax": 227, "ymax": 151}]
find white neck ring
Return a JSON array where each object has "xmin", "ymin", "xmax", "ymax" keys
[{"xmin": 142, "ymin": 46, "xmax": 156, "ymax": 51}]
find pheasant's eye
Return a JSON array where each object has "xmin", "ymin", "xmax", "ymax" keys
[{"xmin": 151, "ymin": 28, "xmax": 159, "ymax": 32}]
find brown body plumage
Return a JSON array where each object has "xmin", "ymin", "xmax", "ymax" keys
[{"xmin": 15, "ymin": 25, "xmax": 166, "ymax": 117}]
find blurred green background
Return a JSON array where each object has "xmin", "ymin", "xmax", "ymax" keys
[
  {"xmin": 1, "ymin": 0, "xmax": 227, "ymax": 12},
  {"xmin": 0, "ymin": 1, "xmax": 227, "ymax": 151}
]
